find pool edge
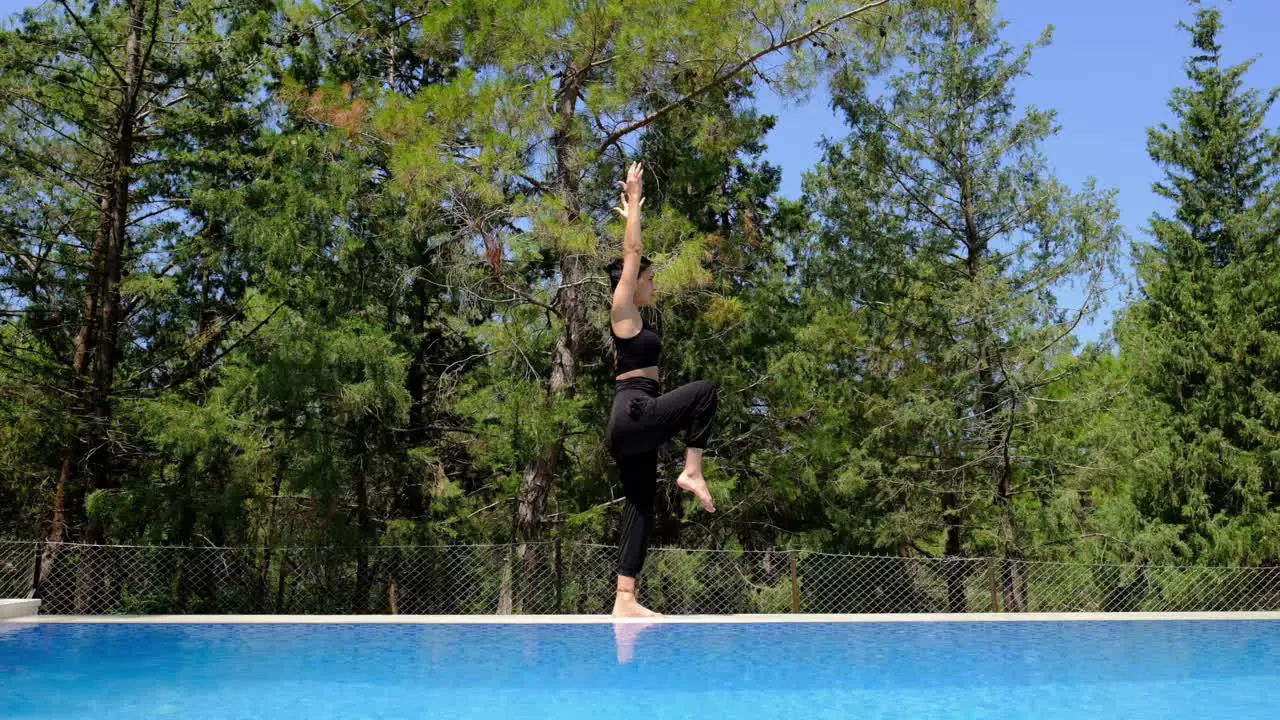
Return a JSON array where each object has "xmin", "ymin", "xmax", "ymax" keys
[
  {"xmin": 4, "ymin": 610, "xmax": 1280, "ymax": 625},
  {"xmin": 0, "ymin": 599, "xmax": 40, "ymax": 619}
]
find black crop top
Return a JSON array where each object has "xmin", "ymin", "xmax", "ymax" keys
[{"xmin": 612, "ymin": 316, "xmax": 661, "ymax": 373}]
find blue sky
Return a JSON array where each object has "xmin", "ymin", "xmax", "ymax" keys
[
  {"xmin": 756, "ymin": 0, "xmax": 1280, "ymax": 343},
  {"xmin": 3, "ymin": 0, "xmax": 1277, "ymax": 343}
]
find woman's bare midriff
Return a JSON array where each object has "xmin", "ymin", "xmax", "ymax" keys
[{"xmin": 616, "ymin": 366, "xmax": 660, "ymax": 382}]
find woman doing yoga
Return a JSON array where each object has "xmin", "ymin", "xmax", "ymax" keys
[{"xmin": 604, "ymin": 161, "xmax": 718, "ymax": 618}]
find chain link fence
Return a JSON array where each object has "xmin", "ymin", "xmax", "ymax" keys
[{"xmin": 3, "ymin": 540, "xmax": 1279, "ymax": 615}]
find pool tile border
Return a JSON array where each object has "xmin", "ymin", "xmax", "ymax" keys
[{"xmin": 3, "ymin": 611, "xmax": 1280, "ymax": 624}]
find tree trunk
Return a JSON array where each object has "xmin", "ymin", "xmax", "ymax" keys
[
  {"xmin": 354, "ymin": 458, "xmax": 373, "ymax": 613},
  {"xmin": 959, "ymin": 143, "xmax": 1021, "ymax": 611},
  {"xmin": 258, "ymin": 457, "xmax": 286, "ymax": 610},
  {"xmin": 399, "ymin": 279, "xmax": 433, "ymax": 521},
  {"xmin": 941, "ymin": 490, "xmax": 966, "ymax": 612},
  {"xmin": 67, "ymin": 0, "xmax": 148, "ymax": 615},
  {"xmin": 513, "ymin": 64, "xmax": 588, "ymax": 612},
  {"xmin": 172, "ymin": 468, "xmax": 197, "ymax": 612},
  {"xmin": 84, "ymin": 0, "xmax": 148, "ymax": 542},
  {"xmin": 55, "ymin": 0, "xmax": 148, "ymax": 557},
  {"xmin": 497, "ymin": 549, "xmax": 514, "ymax": 615},
  {"xmin": 44, "ymin": 157, "xmax": 109, "ymax": 580},
  {"xmin": 40, "ymin": 453, "xmax": 76, "ymax": 586},
  {"xmin": 512, "ymin": 62, "xmax": 591, "ymax": 612}
]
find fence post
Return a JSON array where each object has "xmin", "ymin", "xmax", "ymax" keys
[
  {"xmin": 790, "ymin": 551, "xmax": 800, "ymax": 613},
  {"xmin": 554, "ymin": 538, "xmax": 564, "ymax": 613},
  {"xmin": 29, "ymin": 542, "xmax": 43, "ymax": 600},
  {"xmin": 275, "ymin": 549, "xmax": 289, "ymax": 613},
  {"xmin": 988, "ymin": 557, "xmax": 1000, "ymax": 612},
  {"xmin": 388, "ymin": 547, "xmax": 400, "ymax": 616},
  {"xmin": 497, "ymin": 544, "xmax": 514, "ymax": 615}
]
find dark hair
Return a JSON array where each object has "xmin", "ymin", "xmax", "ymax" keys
[{"xmin": 605, "ymin": 256, "xmax": 652, "ymax": 291}]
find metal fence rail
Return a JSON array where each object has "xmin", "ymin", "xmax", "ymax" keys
[{"xmin": 3, "ymin": 540, "xmax": 1279, "ymax": 615}]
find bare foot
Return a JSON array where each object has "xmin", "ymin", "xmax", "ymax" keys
[
  {"xmin": 612, "ymin": 591, "xmax": 659, "ymax": 618},
  {"xmin": 676, "ymin": 471, "xmax": 716, "ymax": 513}
]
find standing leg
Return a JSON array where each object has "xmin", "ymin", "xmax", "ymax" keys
[
  {"xmin": 606, "ymin": 381, "xmax": 718, "ymax": 616},
  {"xmin": 614, "ymin": 450, "xmax": 658, "ymax": 617}
]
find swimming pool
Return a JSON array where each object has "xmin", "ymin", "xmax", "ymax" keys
[{"xmin": 2, "ymin": 618, "xmax": 1279, "ymax": 719}]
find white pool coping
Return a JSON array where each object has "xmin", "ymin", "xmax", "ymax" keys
[
  {"xmin": 0, "ymin": 599, "xmax": 40, "ymax": 619},
  {"xmin": 3, "ymin": 611, "xmax": 1280, "ymax": 625}
]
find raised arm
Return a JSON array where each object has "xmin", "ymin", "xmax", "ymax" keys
[{"xmin": 611, "ymin": 161, "xmax": 645, "ymax": 339}]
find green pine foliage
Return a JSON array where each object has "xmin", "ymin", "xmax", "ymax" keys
[
  {"xmin": 1114, "ymin": 6, "xmax": 1280, "ymax": 564},
  {"xmin": 0, "ymin": 0, "xmax": 1277, "ymax": 595}
]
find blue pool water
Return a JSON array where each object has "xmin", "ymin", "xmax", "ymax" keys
[{"xmin": 2, "ymin": 620, "xmax": 1279, "ymax": 719}]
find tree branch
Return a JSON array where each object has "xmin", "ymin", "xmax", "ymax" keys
[
  {"xmin": 139, "ymin": 0, "xmax": 162, "ymax": 90},
  {"xmin": 7, "ymin": 102, "xmax": 108, "ymax": 162},
  {"xmin": 57, "ymin": 0, "xmax": 127, "ymax": 86},
  {"xmin": 596, "ymin": 0, "xmax": 896, "ymax": 153}
]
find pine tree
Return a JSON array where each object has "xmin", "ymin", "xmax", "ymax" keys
[
  {"xmin": 799, "ymin": 7, "xmax": 1122, "ymax": 609},
  {"xmin": 0, "ymin": 0, "xmax": 273, "ymax": 565},
  {"xmin": 369, "ymin": 0, "xmax": 961, "ymax": 558},
  {"xmin": 1121, "ymin": 6, "xmax": 1280, "ymax": 563}
]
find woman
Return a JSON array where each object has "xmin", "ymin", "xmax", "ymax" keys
[{"xmin": 604, "ymin": 161, "xmax": 718, "ymax": 618}]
